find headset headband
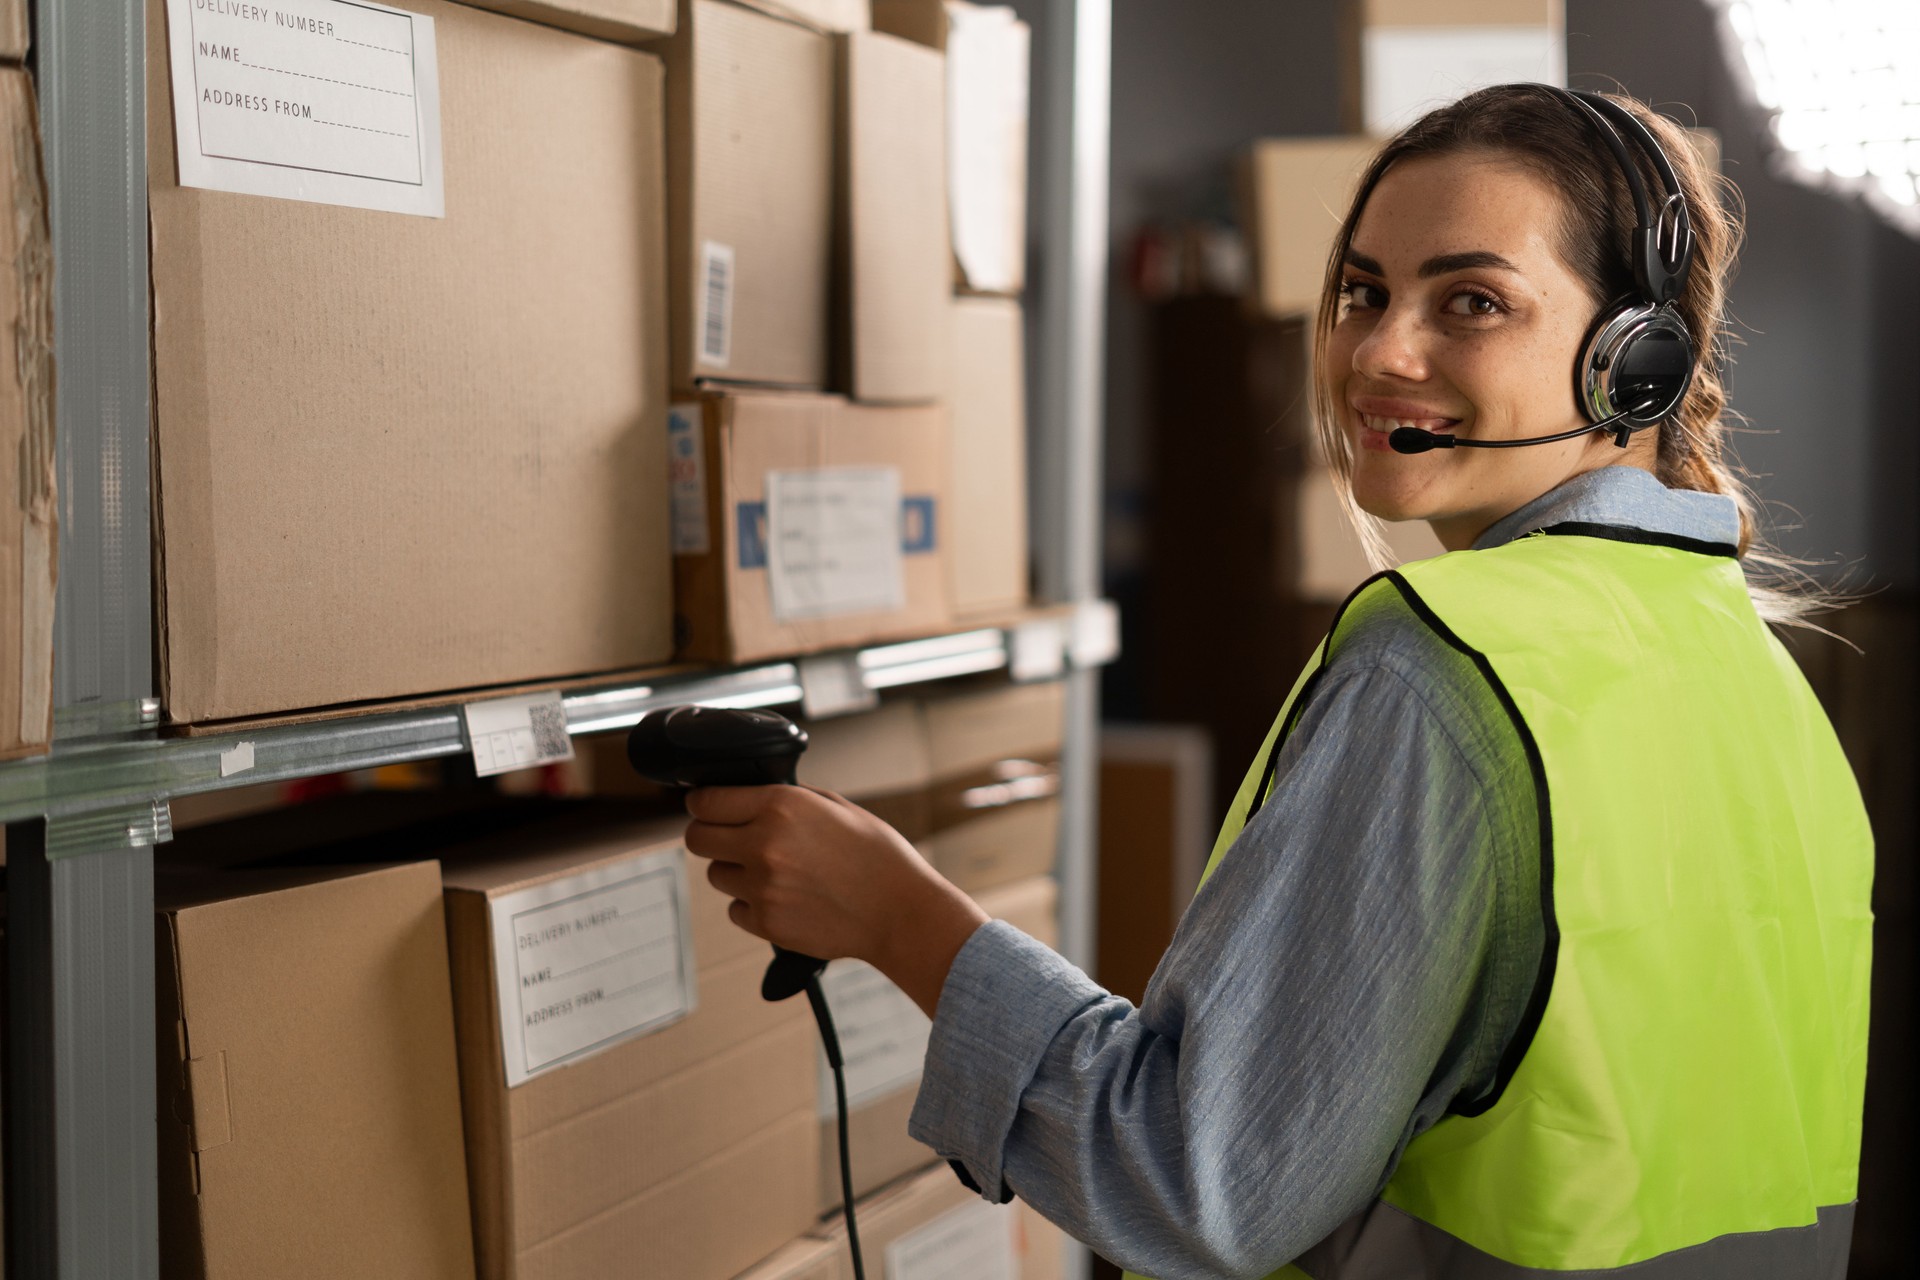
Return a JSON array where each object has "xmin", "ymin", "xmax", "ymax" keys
[{"xmin": 1551, "ymin": 88, "xmax": 1695, "ymax": 305}]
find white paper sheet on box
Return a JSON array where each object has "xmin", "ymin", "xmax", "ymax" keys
[
  {"xmin": 767, "ymin": 467, "xmax": 907, "ymax": 622},
  {"xmin": 886, "ymin": 1200, "xmax": 1019, "ymax": 1280},
  {"xmin": 816, "ymin": 958, "xmax": 931, "ymax": 1114},
  {"xmin": 1362, "ymin": 26, "xmax": 1564, "ymax": 136},
  {"xmin": 163, "ymin": 0, "xmax": 445, "ymax": 216},
  {"xmin": 488, "ymin": 849, "xmax": 697, "ymax": 1087}
]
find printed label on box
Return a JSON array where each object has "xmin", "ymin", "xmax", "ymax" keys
[
  {"xmin": 489, "ymin": 848, "xmax": 697, "ymax": 1087},
  {"xmin": 816, "ymin": 959, "xmax": 931, "ymax": 1115},
  {"xmin": 766, "ymin": 468, "xmax": 907, "ymax": 623},
  {"xmin": 886, "ymin": 1200, "xmax": 1019, "ymax": 1280},
  {"xmin": 668, "ymin": 403, "xmax": 711, "ymax": 555},
  {"xmin": 799, "ymin": 653, "xmax": 878, "ymax": 720},
  {"xmin": 697, "ymin": 240, "xmax": 735, "ymax": 368},
  {"xmin": 1361, "ymin": 26, "xmax": 1564, "ymax": 135},
  {"xmin": 163, "ymin": 0, "xmax": 444, "ymax": 216},
  {"xmin": 464, "ymin": 691, "xmax": 575, "ymax": 778}
]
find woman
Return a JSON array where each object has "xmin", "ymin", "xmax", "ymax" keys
[{"xmin": 686, "ymin": 84, "xmax": 1873, "ymax": 1279}]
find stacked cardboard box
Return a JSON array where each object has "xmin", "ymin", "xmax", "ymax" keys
[
  {"xmin": 920, "ymin": 680, "xmax": 1063, "ymax": 892},
  {"xmin": 813, "ymin": 1164, "xmax": 1067, "ymax": 1278},
  {"xmin": 456, "ymin": 0, "xmax": 676, "ymax": 44},
  {"xmin": 152, "ymin": 858, "xmax": 476, "ymax": 1279},
  {"xmin": 147, "ymin": 0, "xmax": 674, "ymax": 725},
  {"xmin": 436, "ymin": 804, "xmax": 820, "ymax": 1279},
  {"xmin": 0, "ymin": 50, "xmax": 52, "ymax": 760}
]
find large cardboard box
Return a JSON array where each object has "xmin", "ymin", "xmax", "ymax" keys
[
  {"xmin": 148, "ymin": 0, "xmax": 673, "ymax": 725},
  {"xmin": 1341, "ymin": 0, "xmax": 1564, "ymax": 136},
  {"xmin": 872, "ymin": 0, "xmax": 1029, "ymax": 295},
  {"xmin": 670, "ymin": 391, "xmax": 953, "ymax": 663},
  {"xmin": 661, "ymin": 0, "xmax": 835, "ymax": 390},
  {"xmin": 455, "ymin": 0, "xmax": 675, "ymax": 43},
  {"xmin": 1297, "ymin": 467, "xmax": 1445, "ymax": 603},
  {"xmin": 437, "ymin": 804, "xmax": 820, "ymax": 1280},
  {"xmin": 0, "ymin": 69, "xmax": 52, "ymax": 760},
  {"xmin": 946, "ymin": 297, "xmax": 1028, "ymax": 617},
  {"xmin": 736, "ymin": 0, "xmax": 870, "ymax": 31},
  {"xmin": 1240, "ymin": 136, "xmax": 1377, "ymax": 319},
  {"xmin": 920, "ymin": 682, "xmax": 1063, "ymax": 894},
  {"xmin": 0, "ymin": 0, "xmax": 25, "ymax": 61},
  {"xmin": 736, "ymin": 1236, "xmax": 845, "ymax": 1280},
  {"xmin": 835, "ymin": 30, "xmax": 949, "ymax": 402},
  {"xmin": 153, "ymin": 861, "xmax": 475, "ymax": 1280}
]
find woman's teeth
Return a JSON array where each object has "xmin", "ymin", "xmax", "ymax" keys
[{"xmin": 1362, "ymin": 415, "xmax": 1452, "ymax": 433}]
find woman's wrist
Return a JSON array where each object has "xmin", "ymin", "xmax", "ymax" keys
[{"xmin": 871, "ymin": 873, "xmax": 991, "ymax": 1020}]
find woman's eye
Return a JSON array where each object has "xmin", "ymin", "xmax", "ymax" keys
[
  {"xmin": 1445, "ymin": 290, "xmax": 1501, "ymax": 317},
  {"xmin": 1341, "ymin": 280, "xmax": 1386, "ymax": 310}
]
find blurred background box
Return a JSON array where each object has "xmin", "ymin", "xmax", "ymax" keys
[
  {"xmin": 671, "ymin": 391, "xmax": 952, "ymax": 663},
  {"xmin": 920, "ymin": 681, "xmax": 1063, "ymax": 893},
  {"xmin": 733, "ymin": 1236, "xmax": 845, "ymax": 1280},
  {"xmin": 1342, "ymin": 0, "xmax": 1565, "ymax": 136},
  {"xmin": 946, "ymin": 297, "xmax": 1031, "ymax": 618},
  {"xmin": 798, "ymin": 698, "xmax": 936, "ymax": 838},
  {"xmin": 1239, "ymin": 135, "xmax": 1376, "ymax": 319},
  {"xmin": 1296, "ymin": 468, "xmax": 1446, "ymax": 602},
  {"xmin": 153, "ymin": 858, "xmax": 474, "ymax": 1280},
  {"xmin": 437, "ymin": 803, "xmax": 817, "ymax": 1280},
  {"xmin": 872, "ymin": 0, "xmax": 1030, "ymax": 296},
  {"xmin": 0, "ymin": 67, "xmax": 51, "ymax": 760},
  {"xmin": 1097, "ymin": 724, "xmax": 1213, "ymax": 1006},
  {"xmin": 0, "ymin": 0, "xmax": 25, "ymax": 61},
  {"xmin": 835, "ymin": 29, "xmax": 951, "ymax": 403},
  {"xmin": 660, "ymin": 0, "xmax": 835, "ymax": 390},
  {"xmin": 458, "ymin": 0, "xmax": 675, "ymax": 43},
  {"xmin": 148, "ymin": 0, "xmax": 673, "ymax": 725},
  {"xmin": 736, "ymin": 0, "xmax": 871, "ymax": 31}
]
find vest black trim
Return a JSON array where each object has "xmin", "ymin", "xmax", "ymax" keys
[
  {"xmin": 1533, "ymin": 520, "xmax": 1740, "ymax": 559},
  {"xmin": 1247, "ymin": 568, "xmax": 1559, "ymax": 1120}
]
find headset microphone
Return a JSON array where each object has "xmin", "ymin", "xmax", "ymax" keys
[{"xmin": 1388, "ymin": 401, "xmax": 1655, "ymax": 455}]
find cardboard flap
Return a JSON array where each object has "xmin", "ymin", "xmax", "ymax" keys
[{"xmin": 186, "ymin": 1051, "xmax": 233, "ymax": 1153}]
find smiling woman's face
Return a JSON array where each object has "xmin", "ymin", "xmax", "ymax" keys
[{"xmin": 1328, "ymin": 150, "xmax": 1655, "ymax": 550}]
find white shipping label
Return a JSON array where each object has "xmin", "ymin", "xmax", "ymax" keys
[
  {"xmin": 668, "ymin": 403, "xmax": 711, "ymax": 556},
  {"xmin": 798, "ymin": 652, "xmax": 878, "ymax": 720},
  {"xmin": 886, "ymin": 1200, "xmax": 1019, "ymax": 1280},
  {"xmin": 767, "ymin": 468, "xmax": 907, "ymax": 623},
  {"xmin": 697, "ymin": 241, "xmax": 735, "ymax": 368},
  {"xmin": 1362, "ymin": 27, "xmax": 1565, "ymax": 135},
  {"xmin": 815, "ymin": 959, "xmax": 931, "ymax": 1115},
  {"xmin": 163, "ymin": 0, "xmax": 444, "ymax": 217},
  {"xmin": 1010, "ymin": 619, "xmax": 1066, "ymax": 683},
  {"xmin": 489, "ymin": 848, "xmax": 697, "ymax": 1087},
  {"xmin": 464, "ymin": 691, "xmax": 575, "ymax": 778}
]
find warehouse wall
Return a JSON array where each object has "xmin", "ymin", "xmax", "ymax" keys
[{"xmin": 1097, "ymin": 0, "xmax": 1920, "ymax": 594}]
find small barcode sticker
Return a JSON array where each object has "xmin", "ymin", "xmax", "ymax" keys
[
  {"xmin": 464, "ymin": 691, "xmax": 575, "ymax": 777},
  {"xmin": 697, "ymin": 241, "xmax": 734, "ymax": 368}
]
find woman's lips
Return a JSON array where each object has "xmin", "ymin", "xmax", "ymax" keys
[{"xmin": 1354, "ymin": 411, "xmax": 1462, "ymax": 453}]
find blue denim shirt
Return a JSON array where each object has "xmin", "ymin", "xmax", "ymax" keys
[{"xmin": 907, "ymin": 466, "xmax": 1743, "ymax": 1279}]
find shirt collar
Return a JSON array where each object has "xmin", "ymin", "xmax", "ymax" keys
[{"xmin": 1471, "ymin": 465, "xmax": 1741, "ymax": 552}]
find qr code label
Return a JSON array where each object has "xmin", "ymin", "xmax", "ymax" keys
[{"xmin": 464, "ymin": 692, "xmax": 575, "ymax": 777}]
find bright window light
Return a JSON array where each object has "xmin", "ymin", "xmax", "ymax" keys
[{"xmin": 1706, "ymin": 0, "xmax": 1920, "ymax": 235}]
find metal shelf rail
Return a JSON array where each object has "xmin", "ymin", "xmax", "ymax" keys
[{"xmin": 2, "ymin": 0, "xmax": 1111, "ymax": 1276}]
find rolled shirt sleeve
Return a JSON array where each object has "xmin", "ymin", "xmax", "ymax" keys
[{"xmin": 908, "ymin": 646, "xmax": 1537, "ymax": 1278}]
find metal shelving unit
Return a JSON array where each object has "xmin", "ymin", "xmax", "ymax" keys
[{"xmin": 1, "ymin": 0, "xmax": 1110, "ymax": 1276}]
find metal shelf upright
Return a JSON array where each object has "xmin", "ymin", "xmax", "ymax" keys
[{"xmin": 1, "ymin": 0, "xmax": 1111, "ymax": 1276}]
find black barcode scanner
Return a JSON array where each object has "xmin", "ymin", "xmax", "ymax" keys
[{"xmin": 625, "ymin": 705, "xmax": 867, "ymax": 1279}]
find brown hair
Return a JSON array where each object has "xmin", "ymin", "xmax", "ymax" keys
[{"xmin": 1309, "ymin": 83, "xmax": 1828, "ymax": 624}]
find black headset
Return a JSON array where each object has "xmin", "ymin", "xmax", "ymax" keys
[{"xmin": 1556, "ymin": 87, "xmax": 1698, "ymax": 444}]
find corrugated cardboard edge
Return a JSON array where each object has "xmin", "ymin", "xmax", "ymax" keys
[
  {"xmin": 443, "ymin": 886, "xmax": 520, "ymax": 1279},
  {"xmin": 463, "ymin": 0, "xmax": 675, "ymax": 45},
  {"xmin": 2, "ymin": 69, "xmax": 55, "ymax": 759},
  {"xmin": 732, "ymin": 0, "xmax": 871, "ymax": 35},
  {"xmin": 153, "ymin": 911, "xmax": 215, "ymax": 1280}
]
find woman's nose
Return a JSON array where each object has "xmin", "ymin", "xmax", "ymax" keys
[{"xmin": 1352, "ymin": 305, "xmax": 1431, "ymax": 383}]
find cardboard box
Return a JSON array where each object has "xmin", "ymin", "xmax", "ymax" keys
[
  {"xmin": 1341, "ymin": 0, "xmax": 1565, "ymax": 136},
  {"xmin": 0, "ymin": 69, "xmax": 52, "ymax": 760},
  {"xmin": 148, "ymin": 1, "xmax": 673, "ymax": 724},
  {"xmin": 946, "ymin": 297, "xmax": 1028, "ymax": 617},
  {"xmin": 798, "ymin": 698, "xmax": 935, "ymax": 839},
  {"xmin": 835, "ymin": 30, "xmax": 949, "ymax": 402},
  {"xmin": 735, "ymin": 0, "xmax": 871, "ymax": 31},
  {"xmin": 872, "ymin": 0, "xmax": 1029, "ymax": 295},
  {"xmin": 735, "ymin": 1236, "xmax": 845, "ymax": 1280},
  {"xmin": 436, "ymin": 804, "xmax": 820, "ymax": 1279},
  {"xmin": 0, "ymin": 0, "xmax": 25, "ymax": 62},
  {"xmin": 1098, "ymin": 724, "xmax": 1213, "ymax": 1005},
  {"xmin": 814, "ymin": 957, "xmax": 938, "ymax": 1212},
  {"xmin": 153, "ymin": 861, "xmax": 475, "ymax": 1280},
  {"xmin": 454, "ymin": 0, "xmax": 675, "ymax": 44},
  {"xmin": 670, "ymin": 390, "xmax": 953, "ymax": 663},
  {"xmin": 815, "ymin": 1164, "xmax": 1025, "ymax": 1276},
  {"xmin": 1240, "ymin": 136, "xmax": 1377, "ymax": 319},
  {"xmin": 1297, "ymin": 467, "xmax": 1446, "ymax": 603},
  {"xmin": 920, "ymin": 682, "xmax": 1063, "ymax": 893},
  {"xmin": 661, "ymin": 0, "xmax": 835, "ymax": 390}
]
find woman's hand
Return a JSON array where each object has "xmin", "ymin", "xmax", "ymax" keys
[{"xmin": 684, "ymin": 785, "xmax": 990, "ymax": 1017}]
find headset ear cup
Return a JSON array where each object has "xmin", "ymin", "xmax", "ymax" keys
[{"xmin": 1576, "ymin": 300, "xmax": 1695, "ymax": 428}]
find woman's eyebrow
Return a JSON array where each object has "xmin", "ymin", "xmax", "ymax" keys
[
  {"xmin": 1418, "ymin": 250, "xmax": 1521, "ymax": 278},
  {"xmin": 1343, "ymin": 248, "xmax": 1386, "ymax": 275}
]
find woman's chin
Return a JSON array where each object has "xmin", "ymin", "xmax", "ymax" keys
[{"xmin": 1348, "ymin": 470, "xmax": 1438, "ymax": 525}]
